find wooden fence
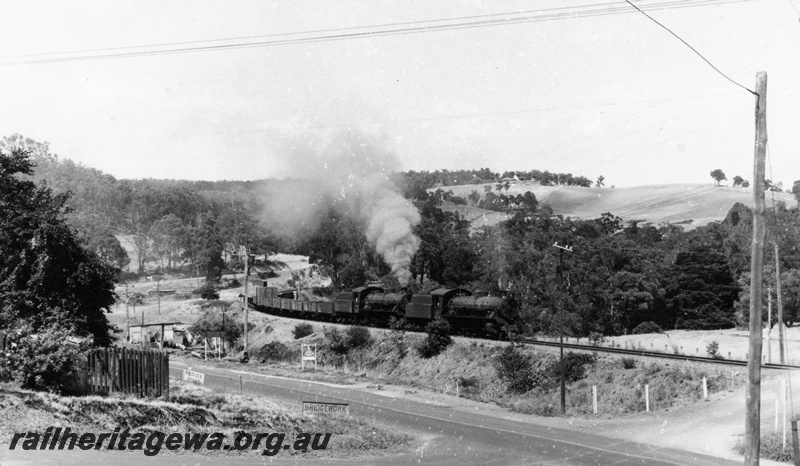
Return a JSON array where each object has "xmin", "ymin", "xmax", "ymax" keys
[{"xmin": 85, "ymin": 347, "xmax": 169, "ymax": 397}]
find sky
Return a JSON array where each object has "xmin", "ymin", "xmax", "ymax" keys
[{"xmin": 0, "ymin": 0, "xmax": 798, "ymax": 188}]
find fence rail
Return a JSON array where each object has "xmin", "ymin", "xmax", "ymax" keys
[{"xmin": 85, "ymin": 347, "xmax": 169, "ymax": 397}]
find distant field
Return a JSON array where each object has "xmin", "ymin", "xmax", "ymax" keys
[{"xmin": 437, "ymin": 182, "xmax": 796, "ymax": 230}]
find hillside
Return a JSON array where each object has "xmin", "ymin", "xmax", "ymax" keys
[{"xmin": 438, "ymin": 182, "xmax": 796, "ymax": 229}]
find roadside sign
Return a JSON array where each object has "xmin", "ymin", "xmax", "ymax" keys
[
  {"xmin": 302, "ymin": 401, "xmax": 349, "ymax": 416},
  {"xmin": 183, "ymin": 369, "xmax": 205, "ymax": 384},
  {"xmin": 301, "ymin": 344, "xmax": 317, "ymax": 371}
]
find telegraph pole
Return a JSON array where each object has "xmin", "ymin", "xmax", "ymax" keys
[
  {"xmin": 745, "ymin": 71, "xmax": 767, "ymax": 466},
  {"xmin": 767, "ymin": 286, "xmax": 772, "ymax": 364},
  {"xmin": 553, "ymin": 242, "xmax": 573, "ymax": 414},
  {"xmin": 241, "ymin": 245, "xmax": 250, "ymax": 358},
  {"xmin": 775, "ymin": 243, "xmax": 785, "ymax": 364},
  {"xmin": 156, "ymin": 275, "xmax": 162, "ymax": 315}
]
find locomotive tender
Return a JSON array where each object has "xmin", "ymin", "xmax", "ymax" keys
[{"xmin": 251, "ymin": 284, "xmax": 519, "ymax": 337}]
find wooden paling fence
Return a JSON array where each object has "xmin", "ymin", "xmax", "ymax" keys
[{"xmin": 85, "ymin": 347, "xmax": 169, "ymax": 397}]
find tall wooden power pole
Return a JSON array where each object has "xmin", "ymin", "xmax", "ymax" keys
[
  {"xmin": 242, "ymin": 245, "xmax": 250, "ymax": 358},
  {"xmin": 745, "ymin": 71, "xmax": 768, "ymax": 466},
  {"xmin": 775, "ymin": 243, "xmax": 785, "ymax": 364},
  {"xmin": 553, "ymin": 242, "xmax": 573, "ymax": 414}
]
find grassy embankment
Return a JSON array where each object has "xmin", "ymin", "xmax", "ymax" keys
[
  {"xmin": 244, "ymin": 314, "xmax": 731, "ymax": 418},
  {"xmin": 0, "ymin": 380, "xmax": 413, "ymax": 459}
]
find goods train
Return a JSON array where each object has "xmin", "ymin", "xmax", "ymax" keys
[{"xmin": 250, "ymin": 284, "xmax": 519, "ymax": 337}]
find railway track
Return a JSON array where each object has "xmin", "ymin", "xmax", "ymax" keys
[{"xmin": 522, "ymin": 338, "xmax": 800, "ymax": 371}]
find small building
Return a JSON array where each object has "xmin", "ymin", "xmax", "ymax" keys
[{"xmin": 128, "ymin": 322, "xmax": 184, "ymax": 347}]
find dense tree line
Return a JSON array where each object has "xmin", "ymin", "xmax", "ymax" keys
[
  {"xmin": 395, "ymin": 168, "xmax": 594, "ymax": 200},
  {"xmin": 8, "ymin": 133, "xmax": 800, "ymax": 339},
  {"xmin": 1, "ymin": 135, "xmax": 278, "ymax": 281}
]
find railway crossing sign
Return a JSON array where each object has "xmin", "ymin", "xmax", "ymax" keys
[{"xmin": 301, "ymin": 344, "xmax": 317, "ymax": 371}]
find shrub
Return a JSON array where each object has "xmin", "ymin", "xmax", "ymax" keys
[
  {"xmin": 292, "ymin": 323, "xmax": 314, "ymax": 339},
  {"xmin": 417, "ymin": 319, "xmax": 452, "ymax": 358},
  {"xmin": 588, "ymin": 332, "xmax": 606, "ymax": 346},
  {"xmin": 632, "ymin": 321, "xmax": 663, "ymax": 334},
  {"xmin": 323, "ymin": 327, "xmax": 350, "ymax": 355},
  {"xmin": 254, "ymin": 341, "xmax": 294, "ymax": 362},
  {"xmin": 0, "ymin": 325, "xmax": 86, "ymax": 393},
  {"xmin": 546, "ymin": 352, "xmax": 596, "ymax": 384},
  {"xmin": 495, "ymin": 345, "xmax": 539, "ymax": 394},
  {"xmin": 189, "ymin": 309, "xmax": 242, "ymax": 348},
  {"xmin": 621, "ymin": 357, "xmax": 636, "ymax": 369},
  {"xmin": 706, "ymin": 340, "xmax": 723, "ymax": 359},
  {"xmin": 388, "ymin": 317, "xmax": 408, "ymax": 356},
  {"xmin": 195, "ymin": 282, "xmax": 220, "ymax": 300},
  {"xmin": 347, "ymin": 326, "xmax": 371, "ymax": 349}
]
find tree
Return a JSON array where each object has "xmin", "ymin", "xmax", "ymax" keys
[
  {"xmin": 149, "ymin": 214, "xmax": 184, "ymax": 270},
  {"xmin": 793, "ymin": 180, "xmax": 800, "ymax": 204},
  {"xmin": 197, "ymin": 213, "xmax": 225, "ymax": 283},
  {"xmin": 733, "ymin": 175, "xmax": 745, "ymax": 187},
  {"xmin": 710, "ymin": 169, "xmax": 726, "ymax": 186},
  {"xmin": 0, "ymin": 149, "xmax": 117, "ymax": 345},
  {"xmin": 595, "ymin": 175, "xmax": 605, "ymax": 188},
  {"xmin": 131, "ymin": 232, "xmax": 151, "ymax": 274},
  {"xmin": 664, "ymin": 246, "xmax": 739, "ymax": 330}
]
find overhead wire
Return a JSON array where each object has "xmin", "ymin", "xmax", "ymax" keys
[
  {"xmin": 0, "ymin": 0, "xmax": 754, "ymax": 66},
  {"xmin": 625, "ymin": 0, "xmax": 756, "ymax": 95}
]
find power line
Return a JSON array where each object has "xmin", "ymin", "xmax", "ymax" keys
[
  {"xmin": 0, "ymin": 0, "xmax": 753, "ymax": 66},
  {"xmin": 625, "ymin": 0, "xmax": 757, "ymax": 95}
]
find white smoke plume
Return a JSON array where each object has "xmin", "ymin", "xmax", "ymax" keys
[{"xmin": 264, "ymin": 125, "xmax": 421, "ymax": 283}]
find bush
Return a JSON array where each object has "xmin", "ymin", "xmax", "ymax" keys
[
  {"xmin": 323, "ymin": 327, "xmax": 350, "ymax": 355},
  {"xmin": 195, "ymin": 282, "xmax": 220, "ymax": 301},
  {"xmin": 417, "ymin": 319, "xmax": 452, "ymax": 358},
  {"xmin": 706, "ymin": 341, "xmax": 723, "ymax": 359},
  {"xmin": 546, "ymin": 352, "xmax": 596, "ymax": 384},
  {"xmin": 293, "ymin": 323, "xmax": 314, "ymax": 339},
  {"xmin": 189, "ymin": 309, "xmax": 242, "ymax": 348},
  {"xmin": 621, "ymin": 357, "xmax": 636, "ymax": 369},
  {"xmin": 588, "ymin": 332, "xmax": 606, "ymax": 346},
  {"xmin": 388, "ymin": 317, "xmax": 408, "ymax": 356},
  {"xmin": 322, "ymin": 326, "xmax": 371, "ymax": 354},
  {"xmin": 495, "ymin": 345, "xmax": 539, "ymax": 394},
  {"xmin": 346, "ymin": 326, "xmax": 371, "ymax": 349},
  {"xmin": 632, "ymin": 321, "xmax": 663, "ymax": 334},
  {"xmin": 0, "ymin": 325, "xmax": 86, "ymax": 393}
]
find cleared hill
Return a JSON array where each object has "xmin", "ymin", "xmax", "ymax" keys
[{"xmin": 438, "ymin": 182, "xmax": 796, "ymax": 229}]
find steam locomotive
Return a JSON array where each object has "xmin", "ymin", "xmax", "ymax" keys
[{"xmin": 251, "ymin": 284, "xmax": 519, "ymax": 337}]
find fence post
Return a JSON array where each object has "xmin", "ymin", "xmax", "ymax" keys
[
  {"xmin": 592, "ymin": 385, "xmax": 597, "ymax": 414},
  {"xmin": 164, "ymin": 353, "xmax": 170, "ymax": 399},
  {"xmin": 791, "ymin": 420, "xmax": 800, "ymax": 464},
  {"xmin": 645, "ymin": 385, "xmax": 650, "ymax": 412},
  {"xmin": 776, "ymin": 399, "xmax": 780, "ymax": 432},
  {"xmin": 702, "ymin": 377, "xmax": 708, "ymax": 400},
  {"xmin": 239, "ymin": 375, "xmax": 243, "ymax": 395}
]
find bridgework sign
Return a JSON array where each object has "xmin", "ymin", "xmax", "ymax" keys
[{"xmin": 302, "ymin": 401, "xmax": 349, "ymax": 416}]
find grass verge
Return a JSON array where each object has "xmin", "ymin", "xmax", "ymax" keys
[{"xmin": 0, "ymin": 380, "xmax": 414, "ymax": 458}]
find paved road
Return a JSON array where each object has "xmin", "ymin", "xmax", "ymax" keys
[
  {"xmin": 1, "ymin": 361, "xmax": 739, "ymax": 465},
  {"xmin": 168, "ymin": 361, "xmax": 736, "ymax": 465}
]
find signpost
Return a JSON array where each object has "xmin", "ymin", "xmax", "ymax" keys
[
  {"xmin": 182, "ymin": 369, "xmax": 205, "ymax": 385},
  {"xmin": 301, "ymin": 344, "xmax": 317, "ymax": 371},
  {"xmin": 204, "ymin": 331, "xmax": 223, "ymax": 360},
  {"xmin": 302, "ymin": 401, "xmax": 349, "ymax": 416}
]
